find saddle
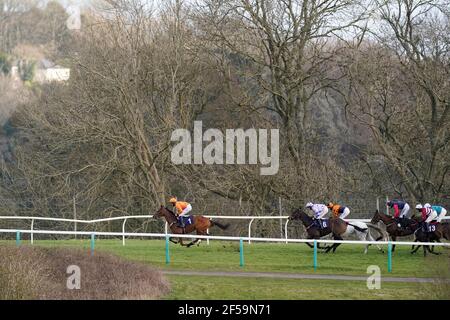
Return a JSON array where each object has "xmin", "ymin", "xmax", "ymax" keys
[
  {"xmin": 314, "ymin": 218, "xmax": 329, "ymax": 229},
  {"xmin": 177, "ymin": 215, "xmax": 194, "ymax": 227},
  {"xmin": 422, "ymin": 221, "xmax": 439, "ymax": 233},
  {"xmin": 395, "ymin": 217, "xmax": 416, "ymax": 231}
]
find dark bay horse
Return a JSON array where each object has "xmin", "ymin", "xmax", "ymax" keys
[
  {"xmin": 289, "ymin": 208, "xmax": 332, "ymax": 249},
  {"xmin": 370, "ymin": 209, "xmax": 419, "ymax": 252},
  {"xmin": 153, "ymin": 206, "xmax": 229, "ymax": 247},
  {"xmin": 411, "ymin": 222, "xmax": 450, "ymax": 256},
  {"xmin": 289, "ymin": 209, "xmax": 384, "ymax": 254}
]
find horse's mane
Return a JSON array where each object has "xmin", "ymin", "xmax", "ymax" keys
[
  {"xmin": 164, "ymin": 206, "xmax": 176, "ymax": 215},
  {"xmin": 293, "ymin": 208, "xmax": 312, "ymax": 218}
]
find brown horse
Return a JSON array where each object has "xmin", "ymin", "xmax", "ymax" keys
[
  {"xmin": 153, "ymin": 206, "xmax": 229, "ymax": 247},
  {"xmin": 411, "ymin": 222, "xmax": 450, "ymax": 256},
  {"xmin": 370, "ymin": 209, "xmax": 420, "ymax": 252}
]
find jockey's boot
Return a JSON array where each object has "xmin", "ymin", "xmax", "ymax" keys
[
  {"xmin": 399, "ymin": 217, "xmax": 406, "ymax": 229},
  {"xmin": 178, "ymin": 216, "xmax": 185, "ymax": 228}
]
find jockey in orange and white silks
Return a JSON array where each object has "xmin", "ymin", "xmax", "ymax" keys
[
  {"xmin": 327, "ymin": 202, "xmax": 350, "ymax": 220},
  {"xmin": 169, "ymin": 197, "xmax": 192, "ymax": 216},
  {"xmin": 169, "ymin": 197, "xmax": 192, "ymax": 227}
]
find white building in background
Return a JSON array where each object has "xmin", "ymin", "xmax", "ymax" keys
[{"xmin": 34, "ymin": 59, "xmax": 70, "ymax": 83}]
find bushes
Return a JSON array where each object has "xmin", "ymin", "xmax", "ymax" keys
[
  {"xmin": 0, "ymin": 246, "xmax": 170, "ymax": 300},
  {"xmin": 0, "ymin": 53, "xmax": 12, "ymax": 76}
]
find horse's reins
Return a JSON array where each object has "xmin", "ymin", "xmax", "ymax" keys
[
  {"xmin": 305, "ymin": 222, "xmax": 315, "ymax": 230},
  {"xmin": 169, "ymin": 218, "xmax": 185, "ymax": 234}
]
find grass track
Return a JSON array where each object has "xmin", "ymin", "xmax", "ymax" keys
[
  {"xmin": 165, "ymin": 275, "xmax": 443, "ymax": 300},
  {"xmin": 1, "ymin": 239, "xmax": 449, "ymax": 299}
]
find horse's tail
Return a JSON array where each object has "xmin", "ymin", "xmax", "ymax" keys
[
  {"xmin": 210, "ymin": 219, "xmax": 230, "ymax": 230},
  {"xmin": 347, "ymin": 223, "xmax": 368, "ymax": 233}
]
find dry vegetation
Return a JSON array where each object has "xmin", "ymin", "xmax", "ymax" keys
[{"xmin": 0, "ymin": 245, "xmax": 170, "ymax": 300}]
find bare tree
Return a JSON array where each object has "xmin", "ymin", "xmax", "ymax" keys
[{"xmin": 340, "ymin": 0, "xmax": 450, "ymax": 203}]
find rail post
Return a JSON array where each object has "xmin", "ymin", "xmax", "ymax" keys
[
  {"xmin": 248, "ymin": 219, "xmax": 254, "ymax": 244},
  {"xmin": 30, "ymin": 219, "xmax": 34, "ymax": 245},
  {"xmin": 388, "ymin": 242, "xmax": 392, "ymax": 273},
  {"xmin": 239, "ymin": 238, "xmax": 244, "ymax": 267},
  {"xmin": 165, "ymin": 235, "xmax": 170, "ymax": 265},
  {"xmin": 284, "ymin": 219, "xmax": 289, "ymax": 244},
  {"xmin": 313, "ymin": 240, "xmax": 318, "ymax": 271},
  {"xmin": 90, "ymin": 233, "xmax": 95, "ymax": 256},
  {"xmin": 122, "ymin": 218, "xmax": 127, "ymax": 246},
  {"xmin": 16, "ymin": 231, "xmax": 21, "ymax": 246}
]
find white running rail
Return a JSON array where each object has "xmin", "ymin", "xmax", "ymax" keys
[
  {"xmin": 0, "ymin": 215, "xmax": 448, "ymax": 245},
  {"xmin": 1, "ymin": 228, "xmax": 449, "ymax": 248}
]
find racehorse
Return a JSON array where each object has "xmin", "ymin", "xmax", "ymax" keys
[
  {"xmin": 289, "ymin": 208, "xmax": 332, "ymax": 249},
  {"xmin": 326, "ymin": 216, "xmax": 385, "ymax": 254},
  {"xmin": 411, "ymin": 222, "xmax": 450, "ymax": 256},
  {"xmin": 153, "ymin": 206, "xmax": 229, "ymax": 247},
  {"xmin": 370, "ymin": 209, "xmax": 420, "ymax": 252}
]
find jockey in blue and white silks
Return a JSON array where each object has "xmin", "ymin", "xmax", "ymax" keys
[
  {"xmin": 305, "ymin": 202, "xmax": 329, "ymax": 219},
  {"xmin": 430, "ymin": 205, "xmax": 447, "ymax": 223}
]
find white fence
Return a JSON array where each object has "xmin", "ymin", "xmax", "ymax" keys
[{"xmin": 0, "ymin": 214, "xmax": 448, "ymax": 246}]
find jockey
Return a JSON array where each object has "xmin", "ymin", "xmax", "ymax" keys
[
  {"xmin": 169, "ymin": 197, "xmax": 192, "ymax": 228},
  {"xmin": 416, "ymin": 204, "xmax": 438, "ymax": 231},
  {"xmin": 327, "ymin": 202, "xmax": 350, "ymax": 220},
  {"xmin": 305, "ymin": 202, "xmax": 329, "ymax": 228},
  {"xmin": 429, "ymin": 204, "xmax": 447, "ymax": 223},
  {"xmin": 387, "ymin": 199, "xmax": 410, "ymax": 228}
]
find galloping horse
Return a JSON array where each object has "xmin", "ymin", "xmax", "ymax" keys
[
  {"xmin": 370, "ymin": 209, "xmax": 419, "ymax": 252},
  {"xmin": 153, "ymin": 206, "xmax": 229, "ymax": 247},
  {"xmin": 289, "ymin": 208, "xmax": 332, "ymax": 249},
  {"xmin": 411, "ymin": 222, "xmax": 450, "ymax": 256},
  {"xmin": 326, "ymin": 216, "xmax": 385, "ymax": 254}
]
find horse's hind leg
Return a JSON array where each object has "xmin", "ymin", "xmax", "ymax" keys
[
  {"xmin": 331, "ymin": 235, "xmax": 343, "ymax": 253},
  {"xmin": 411, "ymin": 240, "xmax": 420, "ymax": 254},
  {"xmin": 427, "ymin": 242, "xmax": 440, "ymax": 255},
  {"xmin": 187, "ymin": 230, "xmax": 205, "ymax": 248},
  {"xmin": 179, "ymin": 238, "xmax": 188, "ymax": 247}
]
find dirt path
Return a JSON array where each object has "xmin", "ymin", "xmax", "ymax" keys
[{"xmin": 162, "ymin": 270, "xmax": 449, "ymax": 283}]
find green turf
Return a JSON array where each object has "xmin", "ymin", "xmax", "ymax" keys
[
  {"xmin": 165, "ymin": 275, "xmax": 449, "ymax": 300},
  {"xmin": 2, "ymin": 239, "xmax": 448, "ymax": 278},
  {"xmin": 1, "ymin": 239, "xmax": 449, "ymax": 300}
]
